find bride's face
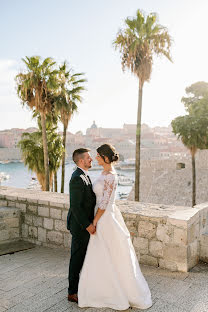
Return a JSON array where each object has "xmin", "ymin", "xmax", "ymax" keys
[
  {"xmin": 96, "ymin": 153, "xmax": 110, "ymax": 165},
  {"xmin": 96, "ymin": 153, "xmax": 105, "ymax": 166}
]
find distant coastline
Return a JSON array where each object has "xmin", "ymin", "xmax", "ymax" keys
[{"xmin": 0, "ymin": 160, "xmax": 23, "ymax": 164}]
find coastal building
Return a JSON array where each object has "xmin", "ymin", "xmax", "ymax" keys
[{"xmin": 0, "ymin": 123, "xmax": 190, "ymax": 162}]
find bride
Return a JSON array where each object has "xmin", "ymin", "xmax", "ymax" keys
[{"xmin": 78, "ymin": 144, "xmax": 152, "ymax": 310}]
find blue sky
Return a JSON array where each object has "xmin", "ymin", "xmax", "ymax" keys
[{"xmin": 1, "ymin": 0, "xmax": 208, "ymax": 133}]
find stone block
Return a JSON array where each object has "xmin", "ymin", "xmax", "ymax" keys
[
  {"xmin": 200, "ymin": 243, "xmax": 208, "ymax": 262},
  {"xmin": 38, "ymin": 206, "xmax": 49, "ymax": 217},
  {"xmin": 25, "ymin": 214, "xmax": 33, "ymax": 225},
  {"xmin": 27, "ymin": 205, "xmax": 37, "ymax": 215},
  {"xmin": 7, "ymin": 201, "xmax": 16, "ymax": 207},
  {"xmin": 47, "ymin": 231, "xmax": 63, "ymax": 245},
  {"xmin": 0, "ymin": 229, "xmax": 10, "ymax": 241},
  {"xmin": 149, "ymin": 240, "xmax": 163, "ymax": 258},
  {"xmin": 163, "ymin": 244, "xmax": 187, "ymax": 263},
  {"xmin": 50, "ymin": 202, "xmax": 65, "ymax": 208},
  {"xmin": 15, "ymin": 202, "xmax": 26, "ymax": 212},
  {"xmin": 5, "ymin": 217, "xmax": 19, "ymax": 228},
  {"xmin": 133, "ymin": 237, "xmax": 148, "ymax": 255},
  {"xmin": 0, "ymin": 207, "xmax": 19, "ymax": 220},
  {"xmin": 50, "ymin": 208, "xmax": 61, "ymax": 219},
  {"xmin": 38, "ymin": 227, "xmax": 46, "ymax": 242},
  {"xmin": 38, "ymin": 199, "xmax": 50, "ymax": 205},
  {"xmin": 138, "ymin": 221, "xmax": 156, "ymax": 239},
  {"xmin": 62, "ymin": 210, "xmax": 68, "ymax": 221},
  {"xmin": 27, "ymin": 197, "xmax": 38, "ymax": 204},
  {"xmin": 64, "ymin": 232, "xmax": 71, "ymax": 248},
  {"xmin": 54, "ymin": 220, "xmax": 66, "ymax": 232},
  {"xmin": 0, "ymin": 221, "xmax": 6, "ymax": 230},
  {"xmin": 6, "ymin": 195, "xmax": 17, "ymax": 201},
  {"xmin": 176, "ymin": 262, "xmax": 188, "ymax": 272},
  {"xmin": 44, "ymin": 218, "xmax": 53, "ymax": 230},
  {"xmin": 200, "ymin": 233, "xmax": 208, "ymax": 246},
  {"xmin": 28, "ymin": 226, "xmax": 38, "ymax": 238},
  {"xmin": 156, "ymin": 224, "xmax": 172, "ymax": 243},
  {"xmin": 0, "ymin": 200, "xmax": 7, "ymax": 207},
  {"xmin": 159, "ymin": 259, "xmax": 177, "ymax": 271},
  {"xmin": 126, "ymin": 220, "xmax": 137, "ymax": 233},
  {"xmin": 22, "ymin": 223, "xmax": 28, "ymax": 238},
  {"xmin": 167, "ymin": 218, "xmax": 187, "ymax": 229},
  {"xmin": 188, "ymin": 222, "xmax": 199, "ymax": 243},
  {"xmin": 33, "ymin": 216, "xmax": 43, "ymax": 227},
  {"xmin": 173, "ymin": 228, "xmax": 187, "ymax": 245},
  {"xmin": 188, "ymin": 241, "xmax": 199, "ymax": 269},
  {"xmin": 124, "ymin": 213, "xmax": 137, "ymax": 220},
  {"xmin": 140, "ymin": 254, "xmax": 158, "ymax": 267},
  {"xmin": 9, "ymin": 228, "xmax": 19, "ymax": 239}
]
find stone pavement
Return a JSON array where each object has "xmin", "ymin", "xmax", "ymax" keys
[{"xmin": 0, "ymin": 247, "xmax": 208, "ymax": 312}]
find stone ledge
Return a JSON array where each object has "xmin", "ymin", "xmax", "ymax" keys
[{"xmin": 1, "ymin": 187, "xmax": 208, "ymax": 272}]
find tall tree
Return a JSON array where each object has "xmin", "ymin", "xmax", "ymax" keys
[
  {"xmin": 18, "ymin": 115, "xmax": 64, "ymax": 191},
  {"xmin": 114, "ymin": 10, "xmax": 172, "ymax": 201},
  {"xmin": 56, "ymin": 62, "xmax": 86, "ymax": 193},
  {"xmin": 16, "ymin": 56, "xmax": 59, "ymax": 191},
  {"xmin": 182, "ymin": 81, "xmax": 208, "ymax": 116},
  {"xmin": 172, "ymin": 81, "xmax": 208, "ymax": 206},
  {"xmin": 171, "ymin": 115, "xmax": 208, "ymax": 207}
]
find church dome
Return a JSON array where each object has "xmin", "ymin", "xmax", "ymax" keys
[{"xmin": 91, "ymin": 120, "xmax": 98, "ymax": 129}]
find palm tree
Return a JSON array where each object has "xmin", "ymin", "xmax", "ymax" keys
[
  {"xmin": 114, "ymin": 10, "xmax": 172, "ymax": 201},
  {"xmin": 18, "ymin": 115, "xmax": 64, "ymax": 191},
  {"xmin": 16, "ymin": 56, "xmax": 59, "ymax": 191},
  {"xmin": 56, "ymin": 62, "xmax": 86, "ymax": 193}
]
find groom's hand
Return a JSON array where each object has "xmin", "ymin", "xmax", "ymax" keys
[{"xmin": 86, "ymin": 224, "xmax": 96, "ymax": 235}]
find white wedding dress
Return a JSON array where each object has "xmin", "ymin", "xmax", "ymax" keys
[{"xmin": 78, "ymin": 170, "xmax": 152, "ymax": 310}]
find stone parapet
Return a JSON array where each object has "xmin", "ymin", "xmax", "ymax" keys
[
  {"xmin": 0, "ymin": 186, "xmax": 208, "ymax": 272},
  {"xmin": 0, "ymin": 206, "xmax": 20, "ymax": 243}
]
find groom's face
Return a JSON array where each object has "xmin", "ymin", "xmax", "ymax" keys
[{"xmin": 81, "ymin": 152, "xmax": 93, "ymax": 169}]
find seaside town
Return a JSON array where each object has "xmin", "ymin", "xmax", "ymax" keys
[{"xmin": 0, "ymin": 121, "xmax": 187, "ymax": 163}]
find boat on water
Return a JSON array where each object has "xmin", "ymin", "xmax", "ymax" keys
[
  {"xmin": 118, "ymin": 176, "xmax": 134, "ymax": 186},
  {"xmin": 0, "ymin": 172, "xmax": 10, "ymax": 185},
  {"xmin": 118, "ymin": 192, "xmax": 129, "ymax": 199},
  {"xmin": 27, "ymin": 177, "xmax": 41, "ymax": 190}
]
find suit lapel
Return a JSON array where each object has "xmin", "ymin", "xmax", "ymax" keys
[{"xmin": 75, "ymin": 167, "xmax": 91, "ymax": 186}]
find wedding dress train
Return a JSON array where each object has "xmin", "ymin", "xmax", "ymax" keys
[{"xmin": 78, "ymin": 171, "xmax": 152, "ymax": 310}]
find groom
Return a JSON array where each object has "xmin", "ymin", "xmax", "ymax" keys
[{"xmin": 67, "ymin": 148, "xmax": 96, "ymax": 303}]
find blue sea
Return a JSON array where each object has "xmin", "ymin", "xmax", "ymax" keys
[{"xmin": 0, "ymin": 162, "xmax": 134, "ymax": 199}]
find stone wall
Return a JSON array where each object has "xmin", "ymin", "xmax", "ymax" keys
[
  {"xmin": 128, "ymin": 168, "xmax": 208, "ymax": 207},
  {"xmin": 0, "ymin": 187, "xmax": 70, "ymax": 249},
  {"xmin": 0, "ymin": 207, "xmax": 20, "ymax": 243},
  {"xmin": 118, "ymin": 201, "xmax": 203, "ymax": 272},
  {"xmin": 0, "ymin": 186, "xmax": 208, "ymax": 272}
]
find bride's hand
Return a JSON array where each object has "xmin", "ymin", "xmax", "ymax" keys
[{"xmin": 93, "ymin": 219, "xmax": 97, "ymax": 227}]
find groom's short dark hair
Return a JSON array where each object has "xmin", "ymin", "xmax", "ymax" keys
[{"xmin": 72, "ymin": 148, "xmax": 91, "ymax": 164}]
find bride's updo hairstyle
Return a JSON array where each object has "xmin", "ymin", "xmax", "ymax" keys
[{"xmin": 97, "ymin": 144, "xmax": 119, "ymax": 163}]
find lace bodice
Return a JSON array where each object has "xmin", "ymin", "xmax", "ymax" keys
[{"xmin": 93, "ymin": 171, "xmax": 117, "ymax": 211}]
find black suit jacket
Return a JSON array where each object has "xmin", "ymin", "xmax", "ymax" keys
[{"xmin": 67, "ymin": 168, "xmax": 96, "ymax": 235}]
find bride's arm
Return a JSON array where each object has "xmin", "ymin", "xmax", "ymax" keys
[{"xmin": 93, "ymin": 174, "xmax": 115, "ymax": 227}]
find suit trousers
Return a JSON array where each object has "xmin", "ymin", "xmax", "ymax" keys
[{"xmin": 68, "ymin": 231, "xmax": 90, "ymax": 295}]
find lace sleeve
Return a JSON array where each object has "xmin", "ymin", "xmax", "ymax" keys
[{"xmin": 99, "ymin": 173, "xmax": 116, "ymax": 210}]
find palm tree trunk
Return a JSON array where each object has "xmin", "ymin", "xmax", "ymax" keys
[
  {"xmin": 191, "ymin": 151, "xmax": 196, "ymax": 207},
  {"xmin": 51, "ymin": 177, "xmax": 54, "ymax": 192},
  {"xmin": 40, "ymin": 112, "xmax": 50, "ymax": 191},
  {"xmin": 54, "ymin": 171, "xmax": 58, "ymax": 192},
  {"xmin": 135, "ymin": 81, "xmax": 143, "ymax": 201},
  {"xmin": 61, "ymin": 125, "xmax": 67, "ymax": 193}
]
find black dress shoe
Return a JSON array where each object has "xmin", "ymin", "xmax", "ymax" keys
[{"xmin": 68, "ymin": 294, "xmax": 78, "ymax": 303}]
